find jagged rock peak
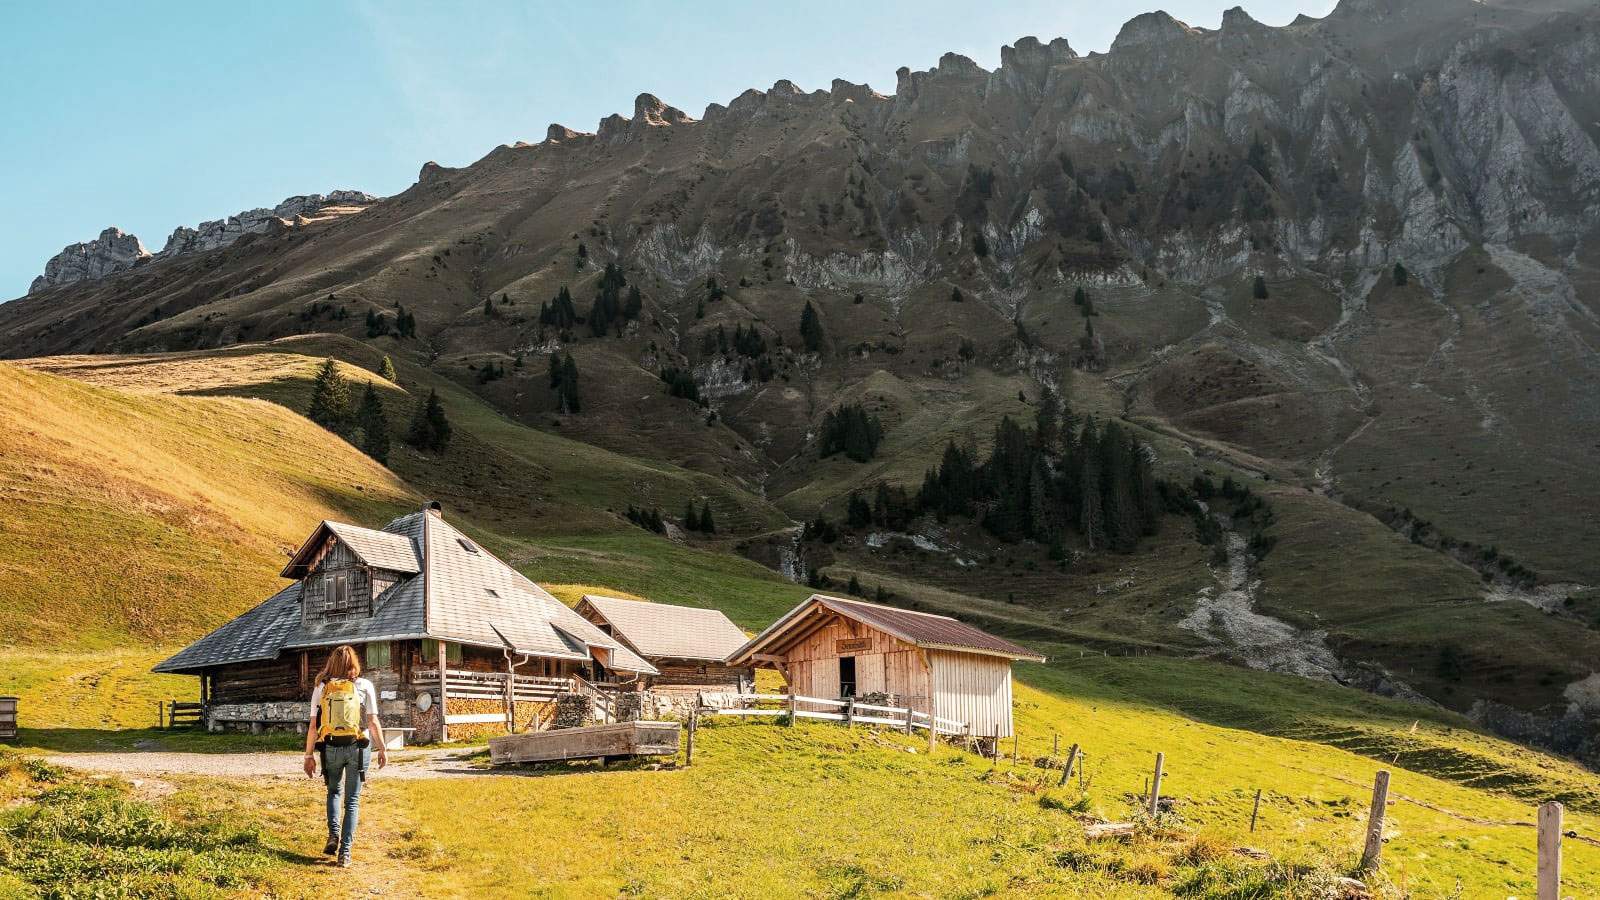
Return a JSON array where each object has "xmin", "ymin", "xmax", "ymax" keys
[
  {"xmin": 633, "ymin": 92, "xmax": 695, "ymax": 127},
  {"xmin": 30, "ymin": 227, "xmax": 149, "ymax": 294},
  {"xmin": 159, "ymin": 191, "xmax": 379, "ymax": 257},
  {"xmin": 936, "ymin": 52, "xmax": 985, "ymax": 76},
  {"xmin": 1220, "ymin": 6, "xmax": 1262, "ymax": 31},
  {"xmin": 545, "ymin": 124, "xmax": 585, "ymax": 142},
  {"xmin": 1000, "ymin": 35, "xmax": 1076, "ymax": 70},
  {"xmin": 829, "ymin": 78, "xmax": 883, "ymax": 104},
  {"xmin": 1110, "ymin": 11, "xmax": 1197, "ymax": 52}
]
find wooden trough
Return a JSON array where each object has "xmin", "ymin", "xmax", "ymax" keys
[
  {"xmin": 488, "ymin": 721, "xmax": 680, "ymax": 766},
  {"xmin": 0, "ymin": 696, "xmax": 16, "ymax": 742}
]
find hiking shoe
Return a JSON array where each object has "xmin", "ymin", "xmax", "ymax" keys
[
  {"xmin": 337, "ymin": 853, "xmax": 352, "ymax": 868},
  {"xmin": 322, "ymin": 836, "xmax": 339, "ymax": 856}
]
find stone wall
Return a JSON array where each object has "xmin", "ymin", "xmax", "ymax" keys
[{"xmin": 207, "ymin": 701, "xmax": 309, "ymax": 734}]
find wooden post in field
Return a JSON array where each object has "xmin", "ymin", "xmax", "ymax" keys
[
  {"xmin": 1538, "ymin": 801, "xmax": 1562, "ymax": 900},
  {"xmin": 926, "ymin": 712, "xmax": 936, "ymax": 754},
  {"xmin": 1359, "ymin": 770, "xmax": 1390, "ymax": 874},
  {"xmin": 685, "ymin": 709, "xmax": 698, "ymax": 766},
  {"xmin": 1148, "ymin": 753, "xmax": 1165, "ymax": 817},
  {"xmin": 904, "ymin": 705, "xmax": 914, "ymax": 736},
  {"xmin": 157, "ymin": 701, "xmax": 164, "ymax": 730},
  {"xmin": 1053, "ymin": 734, "xmax": 1060, "ymax": 757},
  {"xmin": 1250, "ymin": 788, "xmax": 1263, "ymax": 832},
  {"xmin": 787, "ymin": 692, "xmax": 797, "ymax": 724},
  {"xmin": 844, "ymin": 696, "xmax": 854, "ymax": 729},
  {"xmin": 1058, "ymin": 743, "xmax": 1079, "ymax": 787},
  {"xmin": 437, "ymin": 640, "xmax": 450, "ymax": 744},
  {"xmin": 1012, "ymin": 734, "xmax": 1019, "ymax": 764}
]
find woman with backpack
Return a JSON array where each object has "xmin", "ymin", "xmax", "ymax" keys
[{"xmin": 302, "ymin": 644, "xmax": 387, "ymax": 867}]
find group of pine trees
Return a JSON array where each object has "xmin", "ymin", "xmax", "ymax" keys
[
  {"xmin": 548, "ymin": 352, "xmax": 580, "ymax": 413},
  {"xmin": 681, "ymin": 500, "xmax": 718, "ymax": 535},
  {"xmin": 818, "ymin": 403, "xmax": 885, "ymax": 463},
  {"xmin": 364, "ymin": 304, "xmax": 417, "ymax": 339},
  {"xmin": 305, "ymin": 356, "xmax": 423, "ymax": 463},
  {"xmin": 915, "ymin": 393, "xmax": 1162, "ymax": 553},
  {"xmin": 625, "ymin": 505, "xmax": 666, "ymax": 534},
  {"xmin": 799, "ymin": 301, "xmax": 824, "ymax": 352},
  {"xmin": 539, "ymin": 286, "xmax": 581, "ymax": 333},
  {"xmin": 587, "ymin": 263, "xmax": 643, "ymax": 337},
  {"xmin": 660, "ymin": 366, "xmax": 701, "ymax": 403}
]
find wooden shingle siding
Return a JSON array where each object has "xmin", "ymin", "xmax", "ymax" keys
[
  {"xmin": 782, "ymin": 616, "xmax": 932, "ymax": 713},
  {"xmin": 929, "ymin": 650, "xmax": 1014, "ymax": 739}
]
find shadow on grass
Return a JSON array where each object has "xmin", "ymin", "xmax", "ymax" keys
[{"xmin": 15, "ymin": 727, "xmax": 300, "ymax": 754}]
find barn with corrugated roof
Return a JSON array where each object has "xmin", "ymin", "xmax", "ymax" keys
[
  {"xmin": 574, "ymin": 594, "xmax": 754, "ymax": 694},
  {"xmin": 726, "ymin": 594, "xmax": 1045, "ymax": 739}
]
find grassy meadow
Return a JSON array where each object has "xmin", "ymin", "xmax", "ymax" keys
[{"xmin": 4, "ymin": 342, "xmax": 1599, "ymax": 897}]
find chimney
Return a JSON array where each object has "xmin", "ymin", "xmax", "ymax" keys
[{"xmin": 423, "ymin": 500, "xmax": 443, "ymax": 518}]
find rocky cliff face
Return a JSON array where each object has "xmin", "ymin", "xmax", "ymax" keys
[
  {"xmin": 29, "ymin": 228, "xmax": 149, "ymax": 293},
  {"xmin": 28, "ymin": 190, "xmax": 377, "ymax": 294}
]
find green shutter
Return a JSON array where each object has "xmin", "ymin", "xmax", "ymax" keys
[{"xmin": 364, "ymin": 641, "xmax": 391, "ymax": 670}]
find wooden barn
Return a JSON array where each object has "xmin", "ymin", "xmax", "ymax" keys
[
  {"xmin": 153, "ymin": 502, "xmax": 658, "ymax": 742},
  {"xmin": 727, "ymin": 594, "xmax": 1045, "ymax": 739},
  {"xmin": 575, "ymin": 595, "xmax": 754, "ymax": 694}
]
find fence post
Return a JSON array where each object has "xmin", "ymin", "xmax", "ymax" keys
[
  {"xmin": 1059, "ymin": 743, "xmax": 1079, "ymax": 787},
  {"xmin": 844, "ymin": 697, "xmax": 854, "ymax": 728},
  {"xmin": 1053, "ymin": 734, "xmax": 1060, "ymax": 757},
  {"xmin": 1538, "ymin": 801, "xmax": 1563, "ymax": 900},
  {"xmin": 904, "ymin": 705, "xmax": 914, "ymax": 736},
  {"xmin": 1250, "ymin": 788, "xmax": 1263, "ymax": 833},
  {"xmin": 1359, "ymin": 770, "xmax": 1390, "ymax": 874},
  {"xmin": 787, "ymin": 692, "xmax": 796, "ymax": 725},
  {"xmin": 685, "ymin": 709, "xmax": 698, "ymax": 766},
  {"xmin": 1148, "ymin": 752, "xmax": 1165, "ymax": 817}
]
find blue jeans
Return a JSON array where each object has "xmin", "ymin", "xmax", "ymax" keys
[{"xmin": 322, "ymin": 744, "xmax": 370, "ymax": 856}]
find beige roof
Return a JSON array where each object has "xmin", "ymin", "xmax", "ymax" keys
[
  {"xmin": 279, "ymin": 519, "xmax": 420, "ymax": 578},
  {"xmin": 577, "ymin": 594, "xmax": 750, "ymax": 662}
]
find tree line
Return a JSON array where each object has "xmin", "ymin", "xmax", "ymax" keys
[{"xmin": 305, "ymin": 356, "xmax": 453, "ymax": 462}]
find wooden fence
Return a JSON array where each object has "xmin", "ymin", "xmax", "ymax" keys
[{"xmin": 708, "ymin": 692, "xmax": 967, "ymax": 736}]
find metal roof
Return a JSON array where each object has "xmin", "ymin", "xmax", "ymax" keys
[
  {"xmin": 729, "ymin": 593, "xmax": 1046, "ymax": 665},
  {"xmin": 154, "ymin": 506, "xmax": 656, "ymax": 676},
  {"xmin": 577, "ymin": 595, "xmax": 750, "ymax": 662}
]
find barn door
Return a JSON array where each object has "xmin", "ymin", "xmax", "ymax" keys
[{"xmin": 838, "ymin": 657, "xmax": 856, "ymax": 698}]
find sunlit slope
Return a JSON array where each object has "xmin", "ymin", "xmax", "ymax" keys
[{"xmin": 0, "ymin": 362, "xmax": 415, "ymax": 647}]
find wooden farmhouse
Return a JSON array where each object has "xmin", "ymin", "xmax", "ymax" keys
[
  {"xmin": 575, "ymin": 595, "xmax": 754, "ymax": 694},
  {"xmin": 154, "ymin": 502, "xmax": 665, "ymax": 743},
  {"xmin": 727, "ymin": 594, "xmax": 1045, "ymax": 739}
]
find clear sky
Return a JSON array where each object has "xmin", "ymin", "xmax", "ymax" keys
[{"xmin": 0, "ymin": 0, "xmax": 1334, "ymax": 301}]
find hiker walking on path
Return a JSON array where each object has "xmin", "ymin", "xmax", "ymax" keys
[{"xmin": 302, "ymin": 645, "xmax": 387, "ymax": 867}]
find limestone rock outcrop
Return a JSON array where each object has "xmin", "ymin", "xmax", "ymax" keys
[{"xmin": 30, "ymin": 228, "xmax": 150, "ymax": 294}]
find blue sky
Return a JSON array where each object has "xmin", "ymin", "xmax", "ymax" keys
[{"xmin": 0, "ymin": 1, "xmax": 1333, "ymax": 300}]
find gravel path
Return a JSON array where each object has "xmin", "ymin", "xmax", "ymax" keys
[{"xmin": 47, "ymin": 748, "xmax": 488, "ymax": 780}]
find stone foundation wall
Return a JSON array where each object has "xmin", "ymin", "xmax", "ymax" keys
[{"xmin": 207, "ymin": 701, "xmax": 310, "ymax": 734}]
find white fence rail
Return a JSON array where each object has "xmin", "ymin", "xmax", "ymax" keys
[
  {"xmin": 706, "ymin": 692, "xmax": 967, "ymax": 736},
  {"xmin": 412, "ymin": 669, "xmax": 572, "ymax": 702}
]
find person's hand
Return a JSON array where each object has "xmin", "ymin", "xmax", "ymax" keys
[
  {"xmin": 376, "ymin": 748, "xmax": 388, "ymax": 770},
  {"xmin": 303, "ymin": 753, "xmax": 317, "ymax": 778}
]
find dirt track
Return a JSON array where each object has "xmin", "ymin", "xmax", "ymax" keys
[{"xmin": 47, "ymin": 747, "xmax": 487, "ymax": 780}]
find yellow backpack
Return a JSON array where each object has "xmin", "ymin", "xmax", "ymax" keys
[{"xmin": 317, "ymin": 678, "xmax": 366, "ymax": 746}]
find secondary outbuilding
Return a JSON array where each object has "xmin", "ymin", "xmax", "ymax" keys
[
  {"xmin": 727, "ymin": 594, "xmax": 1044, "ymax": 739},
  {"xmin": 575, "ymin": 594, "xmax": 754, "ymax": 694}
]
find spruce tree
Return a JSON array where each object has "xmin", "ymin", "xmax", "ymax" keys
[
  {"xmin": 846, "ymin": 490, "xmax": 872, "ymax": 528},
  {"xmin": 1252, "ymin": 274, "xmax": 1269, "ymax": 299},
  {"xmin": 1393, "ymin": 261, "xmax": 1408, "ymax": 287},
  {"xmin": 355, "ymin": 383, "xmax": 390, "ymax": 464},
  {"xmin": 1073, "ymin": 286, "xmax": 1087, "ymax": 307},
  {"xmin": 950, "ymin": 287, "xmax": 964, "ymax": 303},
  {"xmin": 306, "ymin": 358, "xmax": 352, "ymax": 431},
  {"xmin": 378, "ymin": 355, "xmax": 398, "ymax": 382},
  {"xmin": 558, "ymin": 352, "xmax": 581, "ymax": 413},
  {"xmin": 548, "ymin": 353, "xmax": 562, "ymax": 388},
  {"xmin": 683, "ymin": 501, "xmax": 701, "ymax": 533},
  {"xmin": 799, "ymin": 301, "xmax": 824, "ymax": 352},
  {"xmin": 405, "ymin": 389, "xmax": 451, "ymax": 452},
  {"xmin": 847, "ymin": 574, "xmax": 863, "ymax": 596},
  {"xmin": 699, "ymin": 502, "xmax": 716, "ymax": 535}
]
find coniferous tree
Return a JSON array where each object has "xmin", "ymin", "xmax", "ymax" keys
[
  {"xmin": 799, "ymin": 301, "xmax": 824, "ymax": 352},
  {"xmin": 623, "ymin": 285, "xmax": 643, "ymax": 321},
  {"xmin": 558, "ymin": 352, "xmax": 581, "ymax": 413},
  {"xmin": 1393, "ymin": 261, "xmax": 1409, "ymax": 287},
  {"xmin": 483, "ymin": 296, "xmax": 496, "ymax": 318},
  {"xmin": 683, "ymin": 501, "xmax": 701, "ymax": 533},
  {"xmin": 395, "ymin": 305, "xmax": 417, "ymax": 338},
  {"xmin": 847, "ymin": 574, "xmax": 863, "ymax": 596},
  {"xmin": 846, "ymin": 490, "xmax": 872, "ymax": 528},
  {"xmin": 405, "ymin": 389, "xmax": 451, "ymax": 453},
  {"xmin": 306, "ymin": 358, "xmax": 352, "ymax": 431},
  {"xmin": 378, "ymin": 355, "xmax": 398, "ymax": 382},
  {"xmin": 699, "ymin": 502, "xmax": 716, "ymax": 535},
  {"xmin": 355, "ymin": 383, "xmax": 390, "ymax": 464},
  {"xmin": 818, "ymin": 403, "xmax": 884, "ymax": 462},
  {"xmin": 548, "ymin": 352, "xmax": 561, "ymax": 388},
  {"xmin": 1252, "ymin": 274, "xmax": 1269, "ymax": 299},
  {"xmin": 972, "ymin": 232, "xmax": 989, "ymax": 258},
  {"xmin": 1073, "ymin": 286, "xmax": 1087, "ymax": 307},
  {"xmin": 950, "ymin": 287, "xmax": 964, "ymax": 303}
]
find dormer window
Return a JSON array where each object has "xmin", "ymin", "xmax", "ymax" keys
[
  {"xmin": 458, "ymin": 538, "xmax": 480, "ymax": 554},
  {"xmin": 331, "ymin": 573, "xmax": 349, "ymax": 609}
]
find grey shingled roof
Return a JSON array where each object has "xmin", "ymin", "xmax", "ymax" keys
[
  {"xmin": 577, "ymin": 595, "xmax": 750, "ymax": 662},
  {"xmin": 423, "ymin": 515, "xmax": 657, "ymax": 675},
  {"xmin": 155, "ymin": 507, "xmax": 658, "ymax": 676},
  {"xmin": 729, "ymin": 593, "xmax": 1046, "ymax": 665},
  {"xmin": 152, "ymin": 582, "xmax": 304, "ymax": 673}
]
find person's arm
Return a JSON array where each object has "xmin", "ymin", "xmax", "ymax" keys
[
  {"xmin": 303, "ymin": 685, "xmax": 321, "ymax": 778},
  {"xmin": 365, "ymin": 683, "xmax": 387, "ymax": 769}
]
